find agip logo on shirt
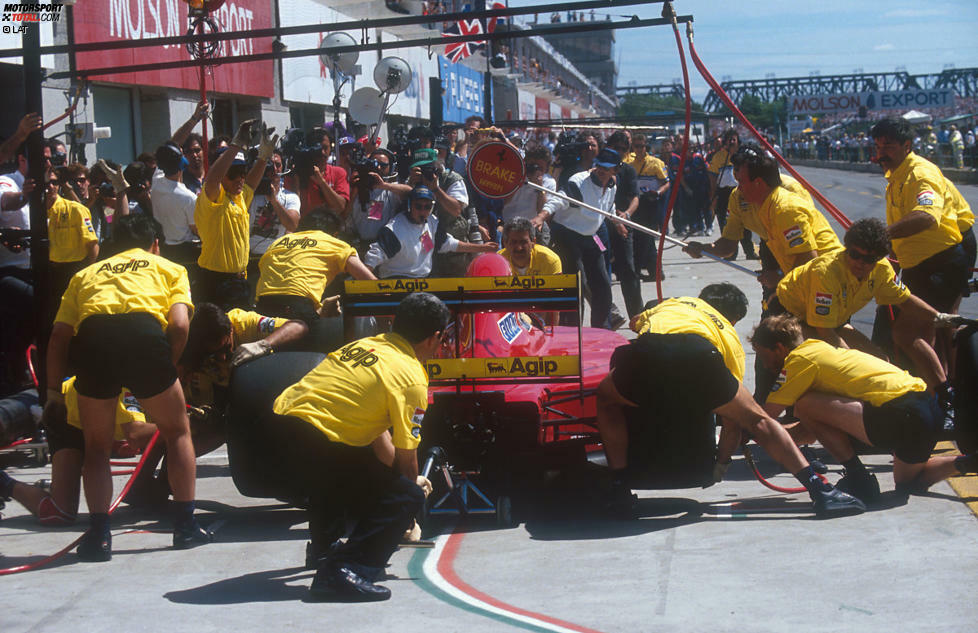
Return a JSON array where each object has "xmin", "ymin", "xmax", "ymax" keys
[
  {"xmin": 97, "ymin": 258, "xmax": 150, "ymax": 274},
  {"xmin": 276, "ymin": 236, "xmax": 318, "ymax": 250},
  {"xmin": 410, "ymin": 407, "xmax": 425, "ymax": 438},
  {"xmin": 916, "ymin": 190, "xmax": 936, "ymax": 206},
  {"xmin": 770, "ymin": 369, "xmax": 787, "ymax": 392},
  {"xmin": 336, "ymin": 342, "xmax": 378, "ymax": 368}
]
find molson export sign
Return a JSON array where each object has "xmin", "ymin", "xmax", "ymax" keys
[
  {"xmin": 788, "ymin": 89, "xmax": 954, "ymax": 115},
  {"xmin": 73, "ymin": 0, "xmax": 274, "ymax": 97}
]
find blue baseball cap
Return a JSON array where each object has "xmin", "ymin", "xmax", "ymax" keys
[
  {"xmin": 410, "ymin": 185, "xmax": 435, "ymax": 202},
  {"xmin": 595, "ymin": 148, "xmax": 621, "ymax": 169}
]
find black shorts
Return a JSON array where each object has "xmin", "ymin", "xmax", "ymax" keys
[
  {"xmin": 44, "ymin": 411, "xmax": 85, "ymax": 453},
  {"xmin": 611, "ymin": 332, "xmax": 740, "ymax": 415},
  {"xmin": 70, "ymin": 313, "xmax": 177, "ymax": 400},
  {"xmin": 862, "ymin": 390, "xmax": 942, "ymax": 464},
  {"xmin": 255, "ymin": 293, "xmax": 320, "ymax": 326},
  {"xmin": 901, "ymin": 241, "xmax": 971, "ymax": 313}
]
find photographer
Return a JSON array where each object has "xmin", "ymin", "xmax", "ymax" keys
[
  {"xmin": 345, "ymin": 147, "xmax": 410, "ymax": 253},
  {"xmin": 248, "ymin": 160, "xmax": 300, "ymax": 258},
  {"xmin": 555, "ymin": 132, "xmax": 599, "ymax": 190},
  {"xmin": 406, "ymin": 147, "xmax": 474, "ymax": 276},
  {"xmin": 123, "ymin": 161, "xmax": 154, "ymax": 217}
]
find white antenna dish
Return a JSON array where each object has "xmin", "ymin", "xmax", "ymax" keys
[
  {"xmin": 348, "ymin": 87, "xmax": 385, "ymax": 124},
  {"xmin": 319, "ymin": 32, "xmax": 359, "ymax": 75},
  {"xmin": 374, "ymin": 56, "xmax": 412, "ymax": 94}
]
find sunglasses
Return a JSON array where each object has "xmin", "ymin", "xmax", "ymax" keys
[{"xmin": 846, "ymin": 248, "xmax": 884, "ymax": 264}]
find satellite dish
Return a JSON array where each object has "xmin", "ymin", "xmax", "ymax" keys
[
  {"xmin": 374, "ymin": 56, "xmax": 412, "ymax": 94},
  {"xmin": 348, "ymin": 87, "xmax": 385, "ymax": 124},
  {"xmin": 319, "ymin": 32, "xmax": 359, "ymax": 75}
]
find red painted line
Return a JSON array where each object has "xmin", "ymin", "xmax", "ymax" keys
[{"xmin": 436, "ymin": 529, "xmax": 607, "ymax": 633}]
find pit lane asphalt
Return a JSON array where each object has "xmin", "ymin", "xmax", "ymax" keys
[{"xmin": 3, "ymin": 167, "xmax": 977, "ymax": 632}]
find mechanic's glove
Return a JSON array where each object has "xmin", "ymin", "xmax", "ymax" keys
[
  {"xmin": 935, "ymin": 312, "xmax": 967, "ymax": 328},
  {"xmin": 707, "ymin": 460, "xmax": 731, "ymax": 487},
  {"xmin": 97, "ymin": 159, "xmax": 129, "ymax": 194},
  {"xmin": 40, "ymin": 388, "xmax": 67, "ymax": 431},
  {"xmin": 416, "ymin": 475, "xmax": 432, "ymax": 498},
  {"xmin": 402, "ymin": 518, "xmax": 422, "ymax": 543},
  {"xmin": 230, "ymin": 339, "xmax": 273, "ymax": 368},
  {"xmin": 231, "ymin": 119, "xmax": 257, "ymax": 149},
  {"xmin": 256, "ymin": 122, "xmax": 279, "ymax": 162}
]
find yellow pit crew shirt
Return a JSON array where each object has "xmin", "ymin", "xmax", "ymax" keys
[
  {"xmin": 946, "ymin": 179, "xmax": 974, "ymax": 235},
  {"xmin": 625, "ymin": 153, "xmax": 669, "ymax": 180},
  {"xmin": 47, "ymin": 196, "xmax": 97, "ymax": 263},
  {"xmin": 767, "ymin": 338, "xmax": 927, "ymax": 408},
  {"xmin": 54, "ymin": 247, "xmax": 193, "ymax": 333},
  {"xmin": 195, "ymin": 183, "xmax": 254, "ymax": 273},
  {"xmin": 63, "ymin": 376, "xmax": 146, "ymax": 440},
  {"xmin": 273, "ymin": 332, "xmax": 429, "ymax": 450},
  {"xmin": 723, "ymin": 183, "xmax": 841, "ymax": 273},
  {"xmin": 631, "ymin": 296, "xmax": 745, "ymax": 381},
  {"xmin": 497, "ymin": 244, "xmax": 562, "ymax": 276},
  {"xmin": 256, "ymin": 230, "xmax": 356, "ymax": 310},
  {"xmin": 776, "ymin": 249, "xmax": 910, "ymax": 329},
  {"xmin": 884, "ymin": 152, "xmax": 963, "ymax": 269}
]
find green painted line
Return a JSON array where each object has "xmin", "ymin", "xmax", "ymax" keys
[{"xmin": 407, "ymin": 546, "xmax": 564, "ymax": 633}]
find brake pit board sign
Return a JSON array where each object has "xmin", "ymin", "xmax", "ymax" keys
[{"xmin": 467, "ymin": 141, "xmax": 524, "ymax": 199}]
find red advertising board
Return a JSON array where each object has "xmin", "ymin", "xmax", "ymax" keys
[
  {"xmin": 561, "ymin": 106, "xmax": 571, "ymax": 119},
  {"xmin": 467, "ymin": 142, "xmax": 525, "ymax": 199},
  {"xmin": 74, "ymin": 0, "xmax": 274, "ymax": 98},
  {"xmin": 535, "ymin": 96, "xmax": 550, "ymax": 121}
]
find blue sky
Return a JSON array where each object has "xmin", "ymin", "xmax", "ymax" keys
[{"xmin": 508, "ymin": 0, "xmax": 978, "ymax": 100}]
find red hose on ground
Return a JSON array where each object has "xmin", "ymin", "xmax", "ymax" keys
[
  {"xmin": 654, "ymin": 7, "xmax": 693, "ymax": 301},
  {"xmin": 0, "ymin": 431, "xmax": 161, "ymax": 575},
  {"xmin": 685, "ymin": 25, "xmax": 853, "ymax": 231},
  {"xmin": 741, "ymin": 446, "xmax": 808, "ymax": 494}
]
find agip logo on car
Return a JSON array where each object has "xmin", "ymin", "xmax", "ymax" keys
[{"xmin": 424, "ymin": 356, "xmax": 578, "ymax": 380}]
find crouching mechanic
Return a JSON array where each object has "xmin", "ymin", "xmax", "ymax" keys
[
  {"xmin": 271, "ymin": 292, "xmax": 449, "ymax": 602},
  {"xmin": 775, "ymin": 217, "xmax": 948, "ymax": 391},
  {"xmin": 0, "ymin": 378, "xmax": 154, "ymax": 525},
  {"xmin": 596, "ymin": 282, "xmax": 865, "ymax": 517},
  {"xmin": 752, "ymin": 314, "xmax": 978, "ymax": 502},
  {"xmin": 45, "ymin": 214, "xmax": 212, "ymax": 561}
]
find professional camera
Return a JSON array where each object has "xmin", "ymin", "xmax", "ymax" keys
[
  {"xmin": 49, "ymin": 151, "xmax": 67, "ymax": 167},
  {"xmin": 553, "ymin": 130, "xmax": 587, "ymax": 169},
  {"xmin": 348, "ymin": 141, "xmax": 382, "ymax": 206},
  {"xmin": 387, "ymin": 125, "xmax": 422, "ymax": 182},
  {"xmin": 279, "ymin": 127, "xmax": 324, "ymax": 187}
]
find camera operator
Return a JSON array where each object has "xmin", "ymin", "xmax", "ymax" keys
[
  {"xmin": 555, "ymin": 132, "xmax": 600, "ymax": 190},
  {"xmin": 345, "ymin": 147, "xmax": 410, "ymax": 253},
  {"xmin": 501, "ymin": 144, "xmax": 556, "ymax": 246},
  {"xmin": 406, "ymin": 147, "xmax": 475, "ymax": 277},
  {"xmin": 123, "ymin": 161, "xmax": 154, "ymax": 217},
  {"xmin": 286, "ymin": 140, "xmax": 349, "ymax": 219}
]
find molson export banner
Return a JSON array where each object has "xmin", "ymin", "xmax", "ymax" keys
[
  {"xmin": 74, "ymin": 0, "xmax": 274, "ymax": 97},
  {"xmin": 788, "ymin": 89, "xmax": 955, "ymax": 115}
]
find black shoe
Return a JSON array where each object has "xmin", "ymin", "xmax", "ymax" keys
[
  {"xmin": 604, "ymin": 484, "xmax": 638, "ymax": 519},
  {"xmin": 745, "ymin": 252, "xmax": 759, "ymax": 260},
  {"xmin": 173, "ymin": 519, "xmax": 214, "ymax": 549},
  {"xmin": 836, "ymin": 472, "xmax": 881, "ymax": 504},
  {"xmin": 810, "ymin": 486, "xmax": 866, "ymax": 517},
  {"xmin": 310, "ymin": 562, "xmax": 391, "ymax": 602},
  {"xmin": 77, "ymin": 529, "xmax": 112, "ymax": 562}
]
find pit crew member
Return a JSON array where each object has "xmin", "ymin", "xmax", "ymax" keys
[
  {"xmin": 752, "ymin": 313, "xmax": 978, "ymax": 502},
  {"xmin": 45, "ymin": 214, "xmax": 211, "ymax": 561},
  {"xmin": 271, "ymin": 292, "xmax": 449, "ymax": 602},
  {"xmin": 775, "ymin": 218, "xmax": 947, "ymax": 390},
  {"xmin": 194, "ymin": 120, "xmax": 276, "ymax": 306},
  {"xmin": 596, "ymin": 282, "xmax": 865, "ymax": 517}
]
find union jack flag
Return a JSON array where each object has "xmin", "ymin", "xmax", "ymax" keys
[
  {"xmin": 442, "ymin": 2, "xmax": 507, "ymax": 64},
  {"xmin": 442, "ymin": 17, "xmax": 485, "ymax": 63}
]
